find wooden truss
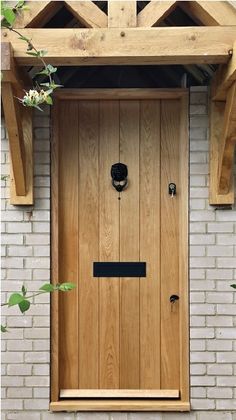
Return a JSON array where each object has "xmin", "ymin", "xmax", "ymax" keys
[{"xmin": 1, "ymin": 0, "xmax": 236, "ymax": 205}]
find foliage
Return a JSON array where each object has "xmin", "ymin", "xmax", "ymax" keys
[
  {"xmin": 1, "ymin": 283, "xmax": 76, "ymax": 332},
  {"xmin": 1, "ymin": 0, "xmax": 62, "ymax": 110},
  {"xmin": 231, "ymin": 284, "xmax": 236, "ymax": 289}
]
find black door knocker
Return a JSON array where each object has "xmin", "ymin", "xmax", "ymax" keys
[{"xmin": 111, "ymin": 163, "xmax": 128, "ymax": 192}]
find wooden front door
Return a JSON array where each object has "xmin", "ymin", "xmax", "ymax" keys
[{"xmin": 51, "ymin": 89, "xmax": 189, "ymax": 410}]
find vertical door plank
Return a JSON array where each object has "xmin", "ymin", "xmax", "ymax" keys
[
  {"xmin": 119, "ymin": 100, "xmax": 140, "ymax": 389},
  {"xmin": 78, "ymin": 101, "xmax": 99, "ymax": 388},
  {"xmin": 160, "ymin": 100, "xmax": 180, "ymax": 389},
  {"xmin": 59, "ymin": 101, "xmax": 79, "ymax": 389},
  {"xmin": 140, "ymin": 100, "xmax": 161, "ymax": 389},
  {"xmin": 99, "ymin": 101, "xmax": 120, "ymax": 389}
]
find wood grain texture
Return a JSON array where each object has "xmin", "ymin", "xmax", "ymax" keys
[
  {"xmin": 99, "ymin": 101, "xmax": 120, "ymax": 389},
  {"xmin": 209, "ymin": 100, "xmax": 234, "ymax": 205},
  {"xmin": 58, "ymin": 101, "xmax": 79, "ymax": 389},
  {"xmin": 181, "ymin": 1, "xmax": 236, "ymax": 26},
  {"xmin": 78, "ymin": 101, "xmax": 99, "ymax": 388},
  {"xmin": 3, "ymin": 27, "xmax": 235, "ymax": 66},
  {"xmin": 13, "ymin": 1, "xmax": 62, "ymax": 28},
  {"xmin": 160, "ymin": 100, "xmax": 180, "ymax": 389},
  {"xmin": 2, "ymin": 82, "xmax": 26, "ymax": 196},
  {"xmin": 218, "ymin": 82, "xmax": 236, "ymax": 194},
  {"xmin": 51, "ymin": 98, "xmax": 60, "ymax": 403},
  {"xmin": 119, "ymin": 101, "xmax": 140, "ymax": 389},
  {"xmin": 178, "ymin": 95, "xmax": 189, "ymax": 403},
  {"xmin": 212, "ymin": 41, "xmax": 236, "ymax": 102},
  {"xmin": 65, "ymin": 1, "xmax": 108, "ymax": 28},
  {"xmin": 60, "ymin": 389, "xmax": 179, "ymax": 398},
  {"xmin": 140, "ymin": 100, "xmax": 161, "ymax": 388},
  {"xmin": 55, "ymin": 89, "xmax": 188, "ymax": 100},
  {"xmin": 108, "ymin": 1, "xmax": 137, "ymax": 28},
  {"xmin": 138, "ymin": 1, "xmax": 177, "ymax": 27},
  {"xmin": 50, "ymin": 400, "xmax": 190, "ymax": 411}
]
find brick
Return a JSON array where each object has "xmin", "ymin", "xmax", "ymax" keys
[
  {"xmin": 33, "ymin": 387, "xmax": 49, "ymax": 398},
  {"xmin": 7, "ymin": 387, "xmax": 32, "ymax": 398},
  {"xmin": 207, "ymin": 364, "xmax": 233, "ymax": 375},
  {"xmin": 190, "ymin": 127, "xmax": 207, "ymax": 139},
  {"xmin": 217, "ymin": 304, "xmax": 236, "ymax": 315},
  {"xmin": 191, "ymin": 280, "xmax": 215, "ymax": 291},
  {"xmin": 217, "ymin": 234, "xmax": 236, "ymax": 245},
  {"xmin": 190, "ymin": 364, "xmax": 206, "ymax": 375},
  {"xmin": 190, "ymin": 304, "xmax": 215, "ymax": 315},
  {"xmin": 198, "ymin": 412, "xmax": 232, "ymax": 420},
  {"xmin": 1, "ymin": 234, "xmax": 23, "ymax": 245},
  {"xmin": 24, "ymin": 257, "xmax": 50, "ymax": 269},
  {"xmin": 208, "ymin": 223, "xmax": 234, "ymax": 233},
  {"xmin": 190, "ymin": 234, "xmax": 215, "ymax": 245},
  {"xmin": 216, "ymin": 399, "xmax": 236, "ymax": 410},
  {"xmin": 216, "ymin": 211, "xmax": 236, "ymax": 221},
  {"xmin": 190, "ymin": 199, "xmax": 206, "ymax": 210},
  {"xmin": 190, "ymin": 92, "xmax": 207, "ymax": 105},
  {"xmin": 207, "ymin": 245, "xmax": 234, "ymax": 257},
  {"xmin": 206, "ymin": 293, "xmax": 233, "ymax": 304},
  {"xmin": 190, "ymin": 340, "xmax": 206, "ymax": 351},
  {"xmin": 190, "ymin": 164, "xmax": 208, "ymax": 175},
  {"xmin": 191, "ymin": 352, "xmax": 215, "ymax": 363},
  {"xmin": 217, "ymin": 376, "xmax": 236, "ymax": 386},
  {"xmin": 190, "ymin": 292, "xmax": 205, "ymax": 302},
  {"xmin": 33, "ymin": 245, "xmax": 50, "ymax": 257},
  {"xmin": 34, "ymin": 128, "xmax": 50, "ymax": 140},
  {"xmin": 1, "ymin": 399, "xmax": 23, "ymax": 410},
  {"xmin": 24, "ymin": 398, "xmax": 49, "ymax": 410},
  {"xmin": 190, "ymin": 316, "xmax": 205, "ymax": 327},
  {"xmin": 33, "ymin": 316, "xmax": 50, "ymax": 327},
  {"xmin": 190, "ymin": 223, "xmax": 206, "ymax": 233},
  {"xmin": 25, "ymin": 376, "xmax": 49, "ymax": 387},
  {"xmin": 33, "ymin": 364, "xmax": 50, "ymax": 375},
  {"xmin": 7, "ymin": 222, "xmax": 32, "ymax": 233},
  {"xmin": 8, "ymin": 246, "xmax": 33, "ymax": 257},
  {"xmin": 7, "ymin": 340, "xmax": 32, "ymax": 351},
  {"xmin": 25, "ymin": 351, "xmax": 49, "ymax": 363},
  {"xmin": 190, "ymin": 187, "xmax": 209, "ymax": 198},
  {"xmin": 24, "ymin": 328, "xmax": 50, "ymax": 339},
  {"xmin": 191, "ymin": 399, "xmax": 215, "ymax": 409},
  {"xmin": 191, "ymin": 387, "xmax": 206, "ymax": 398},
  {"xmin": 2, "ymin": 257, "xmax": 23, "ymax": 269},
  {"xmin": 217, "ymin": 352, "xmax": 236, "ymax": 362},
  {"xmin": 206, "ymin": 269, "xmax": 233, "ymax": 280},
  {"xmin": 207, "ymin": 387, "xmax": 232, "ymax": 399},
  {"xmin": 206, "ymin": 315, "xmax": 233, "ymax": 327},
  {"xmin": 190, "ymin": 257, "xmax": 215, "ymax": 268},
  {"xmin": 7, "ymin": 413, "xmax": 40, "ymax": 420},
  {"xmin": 1, "ymin": 351, "xmax": 24, "ymax": 363},
  {"xmin": 7, "ymin": 364, "xmax": 32, "ymax": 376}
]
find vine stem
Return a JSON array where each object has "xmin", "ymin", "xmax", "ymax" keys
[
  {"xmin": 1, "ymin": 290, "xmax": 50, "ymax": 307},
  {"xmin": 2, "ymin": 25, "xmax": 53, "ymax": 85}
]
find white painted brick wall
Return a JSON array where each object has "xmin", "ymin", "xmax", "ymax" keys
[{"xmin": 1, "ymin": 87, "xmax": 236, "ymax": 420}]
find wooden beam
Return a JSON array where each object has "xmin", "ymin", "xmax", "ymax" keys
[
  {"xmin": 13, "ymin": 1, "xmax": 62, "ymax": 28},
  {"xmin": 1, "ymin": 42, "xmax": 31, "ymax": 88},
  {"xmin": 108, "ymin": 1, "xmax": 136, "ymax": 28},
  {"xmin": 2, "ymin": 27, "xmax": 236, "ymax": 66},
  {"xmin": 212, "ymin": 41, "xmax": 236, "ymax": 101},
  {"xmin": 218, "ymin": 82, "xmax": 236, "ymax": 195},
  {"xmin": 209, "ymin": 100, "xmax": 234, "ymax": 205},
  {"xmin": 1, "ymin": 83, "xmax": 26, "ymax": 196},
  {"xmin": 64, "ymin": 1, "xmax": 108, "ymax": 28},
  {"xmin": 180, "ymin": 1, "xmax": 236, "ymax": 26},
  {"xmin": 138, "ymin": 1, "xmax": 177, "ymax": 27}
]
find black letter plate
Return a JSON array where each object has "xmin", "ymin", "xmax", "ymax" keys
[{"xmin": 93, "ymin": 262, "xmax": 146, "ymax": 277}]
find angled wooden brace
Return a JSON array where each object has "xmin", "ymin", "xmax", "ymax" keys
[
  {"xmin": 13, "ymin": 1, "xmax": 62, "ymax": 28},
  {"xmin": 1, "ymin": 42, "xmax": 33, "ymax": 205},
  {"xmin": 137, "ymin": 1, "xmax": 177, "ymax": 27},
  {"xmin": 180, "ymin": 1, "xmax": 236, "ymax": 26},
  {"xmin": 64, "ymin": 1, "xmax": 108, "ymax": 28}
]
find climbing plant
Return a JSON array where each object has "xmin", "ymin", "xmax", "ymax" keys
[
  {"xmin": 1, "ymin": 2, "xmax": 74, "ymax": 333},
  {"xmin": 1, "ymin": 0, "xmax": 62, "ymax": 110}
]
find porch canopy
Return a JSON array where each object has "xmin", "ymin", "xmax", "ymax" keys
[{"xmin": 1, "ymin": 0, "xmax": 236, "ymax": 205}]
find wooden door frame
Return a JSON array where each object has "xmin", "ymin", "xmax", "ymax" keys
[{"xmin": 50, "ymin": 88, "xmax": 189, "ymax": 412}]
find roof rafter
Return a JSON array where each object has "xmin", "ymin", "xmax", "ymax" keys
[
  {"xmin": 180, "ymin": 1, "xmax": 236, "ymax": 26},
  {"xmin": 137, "ymin": 1, "xmax": 178, "ymax": 27},
  {"xmin": 64, "ymin": 1, "xmax": 108, "ymax": 28},
  {"xmin": 2, "ymin": 27, "xmax": 236, "ymax": 66},
  {"xmin": 13, "ymin": 1, "xmax": 62, "ymax": 28}
]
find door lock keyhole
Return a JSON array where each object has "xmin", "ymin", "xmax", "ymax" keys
[{"xmin": 169, "ymin": 183, "xmax": 176, "ymax": 197}]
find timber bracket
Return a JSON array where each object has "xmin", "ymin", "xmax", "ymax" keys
[
  {"xmin": 210, "ymin": 44, "xmax": 236, "ymax": 206},
  {"xmin": 1, "ymin": 42, "xmax": 33, "ymax": 205}
]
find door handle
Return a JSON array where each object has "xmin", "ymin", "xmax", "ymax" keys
[{"xmin": 169, "ymin": 294, "xmax": 179, "ymax": 304}]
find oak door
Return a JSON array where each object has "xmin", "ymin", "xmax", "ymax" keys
[{"xmin": 52, "ymin": 92, "xmax": 189, "ymax": 403}]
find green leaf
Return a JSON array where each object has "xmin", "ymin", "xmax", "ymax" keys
[
  {"xmin": 36, "ymin": 69, "xmax": 50, "ymax": 76},
  {"xmin": 16, "ymin": 0, "xmax": 25, "ymax": 8},
  {"xmin": 58, "ymin": 282, "xmax": 76, "ymax": 292},
  {"xmin": 18, "ymin": 35, "xmax": 30, "ymax": 42},
  {"xmin": 1, "ymin": 325, "xmax": 8, "ymax": 333},
  {"xmin": 18, "ymin": 299, "xmax": 30, "ymax": 313},
  {"xmin": 26, "ymin": 51, "xmax": 40, "ymax": 57},
  {"xmin": 3, "ymin": 8, "xmax": 16, "ymax": 25},
  {"xmin": 8, "ymin": 293, "xmax": 24, "ymax": 307},
  {"xmin": 230, "ymin": 284, "xmax": 236, "ymax": 289},
  {"xmin": 39, "ymin": 82, "xmax": 50, "ymax": 87},
  {"xmin": 46, "ymin": 64, "xmax": 57, "ymax": 74},
  {"xmin": 21, "ymin": 285, "xmax": 27, "ymax": 297},
  {"xmin": 45, "ymin": 95, "xmax": 53, "ymax": 105},
  {"xmin": 39, "ymin": 283, "xmax": 55, "ymax": 292},
  {"xmin": 39, "ymin": 50, "xmax": 48, "ymax": 57}
]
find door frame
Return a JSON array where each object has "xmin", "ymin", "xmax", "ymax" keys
[{"xmin": 50, "ymin": 88, "xmax": 189, "ymax": 412}]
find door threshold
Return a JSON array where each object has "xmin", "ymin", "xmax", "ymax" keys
[
  {"xmin": 50, "ymin": 400, "xmax": 190, "ymax": 412},
  {"xmin": 60, "ymin": 389, "xmax": 179, "ymax": 399}
]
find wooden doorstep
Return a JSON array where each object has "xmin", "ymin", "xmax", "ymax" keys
[
  {"xmin": 60, "ymin": 389, "xmax": 179, "ymax": 399},
  {"xmin": 50, "ymin": 400, "xmax": 190, "ymax": 412}
]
